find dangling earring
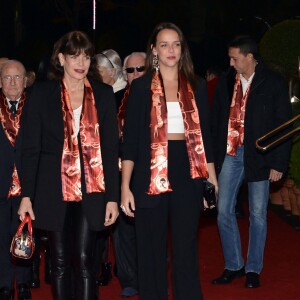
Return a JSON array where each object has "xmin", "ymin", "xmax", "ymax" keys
[{"xmin": 152, "ymin": 54, "xmax": 159, "ymax": 71}]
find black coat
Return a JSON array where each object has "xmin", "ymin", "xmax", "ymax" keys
[
  {"xmin": 0, "ymin": 91, "xmax": 29, "ymax": 198},
  {"xmin": 211, "ymin": 62, "xmax": 292, "ymax": 181},
  {"xmin": 121, "ymin": 73, "xmax": 214, "ymax": 208},
  {"xmin": 21, "ymin": 79, "xmax": 119, "ymax": 231}
]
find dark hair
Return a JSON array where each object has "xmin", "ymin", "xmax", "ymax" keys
[
  {"xmin": 206, "ymin": 66, "xmax": 223, "ymax": 77},
  {"xmin": 228, "ymin": 36, "xmax": 258, "ymax": 60},
  {"xmin": 145, "ymin": 22, "xmax": 196, "ymax": 88},
  {"xmin": 48, "ymin": 31, "xmax": 96, "ymax": 80}
]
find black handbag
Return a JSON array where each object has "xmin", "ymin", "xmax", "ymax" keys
[
  {"xmin": 10, "ymin": 215, "xmax": 35, "ymax": 259},
  {"xmin": 203, "ymin": 180, "xmax": 217, "ymax": 210}
]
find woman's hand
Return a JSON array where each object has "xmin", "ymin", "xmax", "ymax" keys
[
  {"xmin": 207, "ymin": 162, "xmax": 219, "ymax": 196},
  {"xmin": 203, "ymin": 162, "xmax": 219, "ymax": 210},
  {"xmin": 18, "ymin": 197, "xmax": 35, "ymax": 221},
  {"xmin": 121, "ymin": 186, "xmax": 135, "ymax": 217},
  {"xmin": 104, "ymin": 201, "xmax": 119, "ymax": 226}
]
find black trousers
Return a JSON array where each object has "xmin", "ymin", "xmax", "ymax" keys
[
  {"xmin": 135, "ymin": 141, "xmax": 204, "ymax": 300},
  {"xmin": 0, "ymin": 196, "xmax": 31, "ymax": 288},
  {"xmin": 94, "ymin": 171, "xmax": 138, "ymax": 291},
  {"xmin": 48, "ymin": 202, "xmax": 98, "ymax": 300},
  {"xmin": 114, "ymin": 212, "xmax": 138, "ymax": 289}
]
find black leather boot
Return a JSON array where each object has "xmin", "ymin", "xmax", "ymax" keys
[
  {"xmin": 44, "ymin": 248, "xmax": 52, "ymax": 284},
  {"xmin": 96, "ymin": 262, "xmax": 112, "ymax": 286},
  {"xmin": 30, "ymin": 249, "xmax": 40, "ymax": 288}
]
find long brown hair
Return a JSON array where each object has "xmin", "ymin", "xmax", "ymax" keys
[
  {"xmin": 145, "ymin": 22, "xmax": 196, "ymax": 88},
  {"xmin": 48, "ymin": 31, "xmax": 101, "ymax": 81}
]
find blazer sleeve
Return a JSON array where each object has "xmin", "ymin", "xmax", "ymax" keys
[
  {"xmin": 95, "ymin": 83, "xmax": 120, "ymax": 202},
  {"xmin": 195, "ymin": 78, "xmax": 214, "ymax": 163},
  {"xmin": 21, "ymin": 83, "xmax": 44, "ymax": 199},
  {"xmin": 121, "ymin": 78, "xmax": 143, "ymax": 162},
  {"xmin": 264, "ymin": 76, "xmax": 292, "ymax": 172}
]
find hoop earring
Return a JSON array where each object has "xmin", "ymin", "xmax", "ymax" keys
[{"xmin": 153, "ymin": 54, "xmax": 159, "ymax": 71}]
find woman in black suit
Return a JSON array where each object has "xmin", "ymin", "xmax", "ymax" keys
[
  {"xmin": 18, "ymin": 31, "xmax": 119, "ymax": 300},
  {"xmin": 121, "ymin": 22, "xmax": 218, "ymax": 300}
]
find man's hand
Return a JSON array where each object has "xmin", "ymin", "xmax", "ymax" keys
[{"xmin": 269, "ymin": 169, "xmax": 283, "ymax": 182}]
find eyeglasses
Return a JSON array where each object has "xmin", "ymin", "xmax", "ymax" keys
[
  {"xmin": 2, "ymin": 75, "xmax": 25, "ymax": 81},
  {"xmin": 125, "ymin": 66, "xmax": 145, "ymax": 73}
]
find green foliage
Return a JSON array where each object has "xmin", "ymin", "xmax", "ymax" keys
[
  {"xmin": 260, "ymin": 20, "xmax": 300, "ymax": 187},
  {"xmin": 260, "ymin": 20, "xmax": 300, "ymax": 80}
]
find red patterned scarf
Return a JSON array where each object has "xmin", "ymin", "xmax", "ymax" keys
[
  {"xmin": 61, "ymin": 79, "xmax": 105, "ymax": 201},
  {"xmin": 148, "ymin": 71, "xmax": 208, "ymax": 195},
  {"xmin": 227, "ymin": 74, "xmax": 251, "ymax": 156},
  {"xmin": 117, "ymin": 84, "xmax": 130, "ymax": 140},
  {"xmin": 0, "ymin": 92, "xmax": 26, "ymax": 197}
]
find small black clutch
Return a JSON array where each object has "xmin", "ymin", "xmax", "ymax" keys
[{"xmin": 203, "ymin": 180, "xmax": 217, "ymax": 209}]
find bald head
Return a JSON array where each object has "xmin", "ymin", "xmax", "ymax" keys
[{"xmin": 0, "ymin": 60, "xmax": 27, "ymax": 100}]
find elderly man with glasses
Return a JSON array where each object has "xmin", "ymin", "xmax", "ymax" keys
[
  {"xmin": 0, "ymin": 60, "xmax": 32, "ymax": 300},
  {"xmin": 123, "ymin": 52, "xmax": 146, "ymax": 85}
]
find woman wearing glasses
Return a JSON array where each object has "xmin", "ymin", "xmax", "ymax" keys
[{"xmin": 121, "ymin": 22, "xmax": 217, "ymax": 300}]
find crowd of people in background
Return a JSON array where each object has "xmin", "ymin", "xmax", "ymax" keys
[{"xmin": 0, "ymin": 20, "xmax": 292, "ymax": 300}]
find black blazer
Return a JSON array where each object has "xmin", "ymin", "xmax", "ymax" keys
[
  {"xmin": 21, "ymin": 79, "xmax": 119, "ymax": 231},
  {"xmin": 121, "ymin": 73, "xmax": 214, "ymax": 208},
  {"xmin": 0, "ymin": 91, "xmax": 29, "ymax": 198},
  {"xmin": 211, "ymin": 62, "xmax": 292, "ymax": 181}
]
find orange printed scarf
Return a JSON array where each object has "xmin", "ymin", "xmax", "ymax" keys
[
  {"xmin": 0, "ymin": 92, "xmax": 26, "ymax": 197},
  {"xmin": 148, "ymin": 71, "xmax": 208, "ymax": 195},
  {"xmin": 61, "ymin": 79, "xmax": 105, "ymax": 201},
  {"xmin": 227, "ymin": 74, "xmax": 251, "ymax": 156}
]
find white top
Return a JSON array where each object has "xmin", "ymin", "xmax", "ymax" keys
[
  {"xmin": 167, "ymin": 102, "xmax": 184, "ymax": 134},
  {"xmin": 240, "ymin": 73, "xmax": 255, "ymax": 95},
  {"xmin": 73, "ymin": 105, "xmax": 83, "ymax": 136}
]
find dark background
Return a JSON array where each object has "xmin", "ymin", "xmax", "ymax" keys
[{"xmin": 0, "ymin": 0, "xmax": 299, "ymax": 76}]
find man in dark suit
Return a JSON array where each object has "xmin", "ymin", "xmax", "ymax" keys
[
  {"xmin": 0, "ymin": 60, "xmax": 31, "ymax": 300},
  {"xmin": 211, "ymin": 36, "xmax": 292, "ymax": 288}
]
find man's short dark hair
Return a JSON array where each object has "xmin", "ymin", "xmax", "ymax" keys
[{"xmin": 228, "ymin": 36, "xmax": 258, "ymax": 60}]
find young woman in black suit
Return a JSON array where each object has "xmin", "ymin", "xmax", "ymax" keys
[
  {"xmin": 18, "ymin": 31, "xmax": 119, "ymax": 300},
  {"xmin": 121, "ymin": 22, "xmax": 218, "ymax": 300}
]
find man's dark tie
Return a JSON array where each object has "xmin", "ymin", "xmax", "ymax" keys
[{"xmin": 9, "ymin": 100, "xmax": 17, "ymax": 117}]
